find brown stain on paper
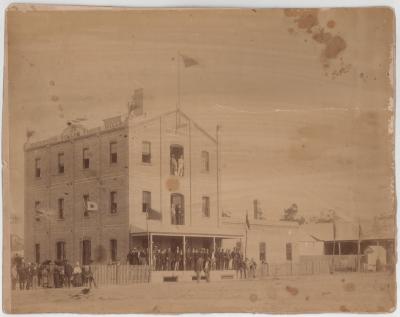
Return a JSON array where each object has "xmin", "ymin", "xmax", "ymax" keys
[
  {"xmin": 166, "ymin": 177, "xmax": 180, "ymax": 192},
  {"xmin": 284, "ymin": 9, "xmax": 348, "ymax": 78},
  {"xmin": 286, "ymin": 286, "xmax": 299, "ymax": 296}
]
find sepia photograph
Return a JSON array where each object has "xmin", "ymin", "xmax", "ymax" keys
[{"xmin": 2, "ymin": 3, "xmax": 396, "ymax": 314}]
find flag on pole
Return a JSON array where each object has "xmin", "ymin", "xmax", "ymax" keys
[
  {"xmin": 246, "ymin": 212, "xmax": 251, "ymax": 230},
  {"xmin": 181, "ymin": 54, "xmax": 199, "ymax": 68}
]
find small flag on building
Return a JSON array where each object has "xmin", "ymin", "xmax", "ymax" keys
[
  {"xmin": 85, "ymin": 200, "xmax": 98, "ymax": 211},
  {"xmin": 147, "ymin": 208, "xmax": 162, "ymax": 221},
  {"xmin": 246, "ymin": 212, "xmax": 251, "ymax": 230},
  {"xmin": 35, "ymin": 208, "xmax": 55, "ymax": 221}
]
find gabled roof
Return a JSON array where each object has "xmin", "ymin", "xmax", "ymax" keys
[{"xmin": 131, "ymin": 109, "xmax": 217, "ymax": 143}]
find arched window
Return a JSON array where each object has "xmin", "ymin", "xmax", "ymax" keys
[
  {"xmin": 171, "ymin": 193, "xmax": 184, "ymax": 225},
  {"xmin": 201, "ymin": 151, "xmax": 209, "ymax": 172},
  {"xmin": 170, "ymin": 145, "xmax": 184, "ymax": 176}
]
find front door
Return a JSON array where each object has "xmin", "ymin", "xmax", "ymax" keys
[{"xmin": 82, "ymin": 239, "xmax": 91, "ymax": 265}]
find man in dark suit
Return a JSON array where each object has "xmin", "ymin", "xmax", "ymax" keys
[
  {"xmin": 195, "ymin": 255, "xmax": 204, "ymax": 283},
  {"xmin": 64, "ymin": 260, "xmax": 73, "ymax": 288}
]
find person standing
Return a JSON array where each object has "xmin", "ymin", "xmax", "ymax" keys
[
  {"xmin": 42, "ymin": 265, "xmax": 49, "ymax": 288},
  {"xmin": 171, "ymin": 157, "xmax": 178, "ymax": 176},
  {"xmin": 64, "ymin": 260, "xmax": 73, "ymax": 288},
  {"xmin": 31, "ymin": 263, "xmax": 38, "ymax": 289},
  {"xmin": 166, "ymin": 248, "xmax": 172, "ymax": 270},
  {"xmin": 204, "ymin": 257, "xmax": 211, "ymax": 283},
  {"xmin": 72, "ymin": 262, "xmax": 82, "ymax": 287},
  {"xmin": 195, "ymin": 255, "xmax": 204, "ymax": 283},
  {"xmin": 11, "ymin": 264, "xmax": 18, "ymax": 291},
  {"xmin": 54, "ymin": 264, "xmax": 60, "ymax": 288},
  {"xmin": 59, "ymin": 264, "xmax": 65, "ymax": 288},
  {"xmin": 83, "ymin": 265, "xmax": 97, "ymax": 288},
  {"xmin": 25, "ymin": 263, "xmax": 33, "ymax": 290},
  {"xmin": 37, "ymin": 264, "xmax": 43, "ymax": 287},
  {"xmin": 178, "ymin": 155, "xmax": 184, "ymax": 176},
  {"xmin": 18, "ymin": 262, "xmax": 26, "ymax": 290},
  {"xmin": 249, "ymin": 258, "xmax": 257, "ymax": 278},
  {"xmin": 48, "ymin": 261, "xmax": 55, "ymax": 288}
]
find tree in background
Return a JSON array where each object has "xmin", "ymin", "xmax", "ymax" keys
[{"xmin": 281, "ymin": 203, "xmax": 305, "ymax": 225}]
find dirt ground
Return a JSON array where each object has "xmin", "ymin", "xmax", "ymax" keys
[{"xmin": 9, "ymin": 272, "xmax": 396, "ymax": 314}]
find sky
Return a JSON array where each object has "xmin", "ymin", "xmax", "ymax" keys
[{"xmin": 6, "ymin": 6, "xmax": 395, "ymax": 236}]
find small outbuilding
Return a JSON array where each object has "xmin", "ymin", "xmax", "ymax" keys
[{"xmin": 363, "ymin": 245, "xmax": 387, "ymax": 272}]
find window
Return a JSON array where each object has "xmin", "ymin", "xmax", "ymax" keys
[
  {"xmin": 202, "ymin": 196, "xmax": 210, "ymax": 217},
  {"xmin": 286, "ymin": 243, "xmax": 293, "ymax": 261},
  {"xmin": 35, "ymin": 158, "xmax": 41, "ymax": 178},
  {"xmin": 254, "ymin": 199, "xmax": 262, "ymax": 220},
  {"xmin": 171, "ymin": 193, "xmax": 184, "ymax": 225},
  {"xmin": 34, "ymin": 201, "xmax": 41, "ymax": 221},
  {"xmin": 83, "ymin": 194, "xmax": 89, "ymax": 217},
  {"xmin": 110, "ymin": 239, "xmax": 118, "ymax": 262},
  {"xmin": 110, "ymin": 191, "xmax": 117, "ymax": 214},
  {"xmin": 83, "ymin": 148, "xmax": 90, "ymax": 169},
  {"xmin": 110, "ymin": 142, "xmax": 118, "ymax": 164},
  {"xmin": 58, "ymin": 198, "xmax": 64, "ymax": 219},
  {"xmin": 35, "ymin": 244, "xmax": 40, "ymax": 264},
  {"xmin": 142, "ymin": 191, "xmax": 151, "ymax": 213},
  {"xmin": 56, "ymin": 241, "xmax": 66, "ymax": 261},
  {"xmin": 82, "ymin": 239, "xmax": 91, "ymax": 265},
  {"xmin": 58, "ymin": 152, "xmax": 64, "ymax": 174},
  {"xmin": 259, "ymin": 242, "xmax": 266, "ymax": 262},
  {"xmin": 142, "ymin": 141, "xmax": 151, "ymax": 163},
  {"xmin": 201, "ymin": 151, "xmax": 210, "ymax": 172},
  {"xmin": 170, "ymin": 145, "xmax": 184, "ymax": 176}
]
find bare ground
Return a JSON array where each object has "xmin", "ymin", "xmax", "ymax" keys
[{"xmin": 9, "ymin": 272, "xmax": 396, "ymax": 314}]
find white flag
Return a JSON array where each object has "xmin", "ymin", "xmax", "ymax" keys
[
  {"xmin": 86, "ymin": 201, "xmax": 98, "ymax": 211},
  {"xmin": 35, "ymin": 208, "xmax": 55, "ymax": 220}
]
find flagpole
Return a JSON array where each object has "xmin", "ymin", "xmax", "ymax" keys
[
  {"xmin": 245, "ymin": 211, "xmax": 248, "ymax": 259},
  {"xmin": 176, "ymin": 50, "xmax": 180, "ymax": 130},
  {"xmin": 177, "ymin": 50, "xmax": 181, "ymax": 109}
]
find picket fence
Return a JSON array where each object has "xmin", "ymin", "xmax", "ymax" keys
[
  {"xmin": 258, "ymin": 255, "xmax": 359, "ymax": 277},
  {"xmin": 91, "ymin": 264, "xmax": 150, "ymax": 286}
]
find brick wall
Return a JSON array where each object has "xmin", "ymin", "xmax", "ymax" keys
[{"xmin": 24, "ymin": 126, "xmax": 129, "ymax": 264}]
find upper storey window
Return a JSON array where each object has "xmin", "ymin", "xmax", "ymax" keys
[
  {"xmin": 58, "ymin": 152, "xmax": 65, "ymax": 174},
  {"xmin": 170, "ymin": 145, "xmax": 184, "ymax": 176},
  {"xmin": 83, "ymin": 148, "xmax": 90, "ymax": 169},
  {"xmin": 201, "ymin": 151, "xmax": 209, "ymax": 172},
  {"xmin": 110, "ymin": 142, "xmax": 118, "ymax": 164},
  {"xmin": 142, "ymin": 141, "xmax": 151, "ymax": 163},
  {"xmin": 35, "ymin": 158, "xmax": 41, "ymax": 178},
  {"xmin": 171, "ymin": 193, "xmax": 184, "ymax": 225}
]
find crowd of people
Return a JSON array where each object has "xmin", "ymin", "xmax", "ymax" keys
[
  {"xmin": 11, "ymin": 246, "xmax": 258, "ymax": 290},
  {"xmin": 11, "ymin": 254, "xmax": 97, "ymax": 291},
  {"xmin": 126, "ymin": 246, "xmax": 258, "ymax": 279}
]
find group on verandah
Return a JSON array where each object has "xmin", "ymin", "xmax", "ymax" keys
[
  {"xmin": 126, "ymin": 246, "xmax": 258, "ymax": 279},
  {"xmin": 11, "ymin": 254, "xmax": 97, "ymax": 291}
]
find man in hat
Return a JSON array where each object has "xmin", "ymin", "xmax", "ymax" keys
[
  {"xmin": 195, "ymin": 255, "xmax": 204, "ymax": 283},
  {"xmin": 64, "ymin": 260, "xmax": 73, "ymax": 288}
]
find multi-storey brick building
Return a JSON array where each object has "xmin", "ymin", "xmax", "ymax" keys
[
  {"xmin": 24, "ymin": 115, "xmax": 129, "ymax": 265},
  {"xmin": 24, "ymin": 109, "xmax": 241, "ymax": 266}
]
